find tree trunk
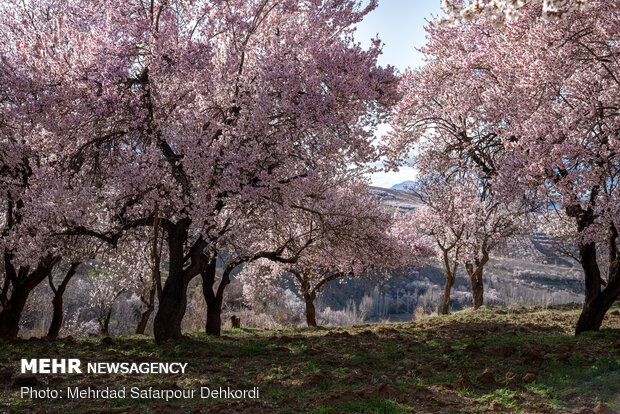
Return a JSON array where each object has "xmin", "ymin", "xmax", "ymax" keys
[
  {"xmin": 0, "ymin": 255, "xmax": 58, "ymax": 339},
  {"xmin": 441, "ymin": 251, "xmax": 458, "ymax": 315},
  {"xmin": 48, "ymin": 294, "xmax": 65, "ymax": 339},
  {"xmin": 201, "ymin": 258, "xmax": 223, "ymax": 336},
  {"xmin": 205, "ymin": 306, "xmax": 222, "ymax": 336},
  {"xmin": 202, "ymin": 257, "xmax": 237, "ymax": 337},
  {"xmin": 470, "ymin": 270, "xmax": 484, "ymax": 309},
  {"xmin": 136, "ymin": 204, "xmax": 162, "ymax": 336},
  {"xmin": 441, "ymin": 274, "xmax": 456, "ymax": 315},
  {"xmin": 466, "ymin": 257, "xmax": 487, "ymax": 310},
  {"xmin": 135, "ymin": 285, "xmax": 155, "ymax": 335},
  {"xmin": 305, "ymin": 296, "xmax": 317, "ymax": 327},
  {"xmin": 0, "ymin": 284, "xmax": 30, "ymax": 339},
  {"xmin": 298, "ymin": 276, "xmax": 318, "ymax": 327},
  {"xmin": 154, "ymin": 220, "xmax": 192, "ymax": 343},
  {"xmin": 575, "ymin": 295, "xmax": 615, "ymax": 335},
  {"xmin": 47, "ymin": 262, "xmax": 80, "ymax": 339},
  {"xmin": 102, "ymin": 308, "xmax": 112, "ymax": 336},
  {"xmin": 575, "ymin": 229, "xmax": 620, "ymax": 335}
]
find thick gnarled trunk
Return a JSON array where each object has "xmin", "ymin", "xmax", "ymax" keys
[
  {"xmin": 0, "ymin": 254, "xmax": 59, "ymax": 340},
  {"xmin": 154, "ymin": 220, "xmax": 192, "ymax": 343},
  {"xmin": 304, "ymin": 294, "xmax": 317, "ymax": 327},
  {"xmin": 0, "ymin": 285, "xmax": 30, "ymax": 339},
  {"xmin": 575, "ymin": 225, "xmax": 620, "ymax": 335},
  {"xmin": 205, "ymin": 307, "xmax": 222, "ymax": 335}
]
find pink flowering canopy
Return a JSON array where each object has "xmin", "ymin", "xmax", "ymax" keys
[
  {"xmin": 389, "ymin": 0, "xmax": 619, "ymax": 331},
  {"xmin": 237, "ymin": 180, "xmax": 432, "ymax": 308},
  {"xmin": 439, "ymin": 0, "xmax": 589, "ymax": 25},
  {"xmin": 1, "ymin": 0, "xmax": 404, "ymax": 340},
  {"xmin": 0, "ymin": 0, "xmax": 400, "ymax": 249}
]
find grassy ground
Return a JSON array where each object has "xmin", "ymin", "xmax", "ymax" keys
[{"xmin": 1, "ymin": 303, "xmax": 619, "ymax": 413}]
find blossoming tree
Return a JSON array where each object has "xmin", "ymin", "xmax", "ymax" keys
[
  {"xmin": 238, "ymin": 183, "xmax": 432, "ymax": 327},
  {"xmin": 391, "ymin": 0, "xmax": 619, "ymax": 333},
  {"xmin": 1, "ymin": 0, "xmax": 400, "ymax": 342}
]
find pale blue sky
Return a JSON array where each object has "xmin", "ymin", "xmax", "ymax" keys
[{"xmin": 354, "ymin": 0, "xmax": 443, "ymax": 188}]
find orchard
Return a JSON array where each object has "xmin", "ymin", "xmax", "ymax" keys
[{"xmin": 0, "ymin": 1, "xmax": 618, "ymax": 411}]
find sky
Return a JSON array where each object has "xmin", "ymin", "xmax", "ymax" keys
[{"xmin": 354, "ymin": 0, "xmax": 443, "ymax": 188}]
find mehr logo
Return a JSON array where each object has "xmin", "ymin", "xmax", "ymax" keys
[
  {"xmin": 20, "ymin": 359, "xmax": 189, "ymax": 374},
  {"xmin": 21, "ymin": 359, "xmax": 82, "ymax": 374}
]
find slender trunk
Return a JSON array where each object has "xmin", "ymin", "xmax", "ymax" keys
[
  {"xmin": 304, "ymin": 295, "xmax": 317, "ymax": 327},
  {"xmin": 152, "ymin": 203, "xmax": 163, "ymax": 301},
  {"xmin": 0, "ymin": 254, "xmax": 58, "ymax": 339},
  {"xmin": 137, "ymin": 206, "xmax": 162, "ymax": 336},
  {"xmin": 48, "ymin": 293, "xmax": 64, "ymax": 339},
  {"xmin": 441, "ymin": 274, "xmax": 456, "ymax": 315},
  {"xmin": 154, "ymin": 220, "xmax": 192, "ymax": 343},
  {"xmin": 135, "ymin": 285, "xmax": 155, "ymax": 335},
  {"xmin": 441, "ymin": 251, "xmax": 458, "ymax": 315},
  {"xmin": 102, "ymin": 308, "xmax": 112, "ymax": 336},
  {"xmin": 575, "ymin": 225, "xmax": 620, "ymax": 334},
  {"xmin": 47, "ymin": 262, "xmax": 80, "ymax": 338}
]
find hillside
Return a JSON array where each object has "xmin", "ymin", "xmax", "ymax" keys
[
  {"xmin": 2, "ymin": 304, "xmax": 619, "ymax": 413},
  {"xmin": 369, "ymin": 186, "xmax": 423, "ymax": 211}
]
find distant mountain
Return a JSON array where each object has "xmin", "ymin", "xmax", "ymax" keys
[
  {"xmin": 390, "ymin": 180, "xmax": 419, "ymax": 192},
  {"xmin": 369, "ymin": 186, "xmax": 423, "ymax": 211}
]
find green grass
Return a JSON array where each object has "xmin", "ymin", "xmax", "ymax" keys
[
  {"xmin": 1, "ymin": 305, "xmax": 618, "ymax": 413},
  {"xmin": 352, "ymin": 351, "xmax": 391, "ymax": 370},
  {"xmin": 530, "ymin": 355, "xmax": 620, "ymax": 408}
]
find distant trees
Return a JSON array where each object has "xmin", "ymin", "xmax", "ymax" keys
[
  {"xmin": 238, "ymin": 183, "xmax": 431, "ymax": 327},
  {"xmin": 412, "ymin": 174, "xmax": 527, "ymax": 313}
]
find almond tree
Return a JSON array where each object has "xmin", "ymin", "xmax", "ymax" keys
[
  {"xmin": 387, "ymin": 30, "xmax": 530, "ymax": 311},
  {"xmin": 412, "ymin": 175, "xmax": 527, "ymax": 312},
  {"xmin": 438, "ymin": 0, "xmax": 589, "ymax": 25},
  {"xmin": 199, "ymin": 195, "xmax": 324, "ymax": 336},
  {"xmin": 238, "ymin": 183, "xmax": 432, "ymax": 327},
  {"xmin": 88, "ymin": 238, "xmax": 152, "ymax": 336},
  {"xmin": 413, "ymin": 182, "xmax": 467, "ymax": 315},
  {"xmin": 0, "ymin": 66, "xmax": 92, "ymax": 338},
  {"xmin": 1, "ymin": 0, "xmax": 399, "ymax": 342},
  {"xmin": 392, "ymin": 0, "xmax": 619, "ymax": 333},
  {"xmin": 486, "ymin": 0, "xmax": 620, "ymax": 333}
]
